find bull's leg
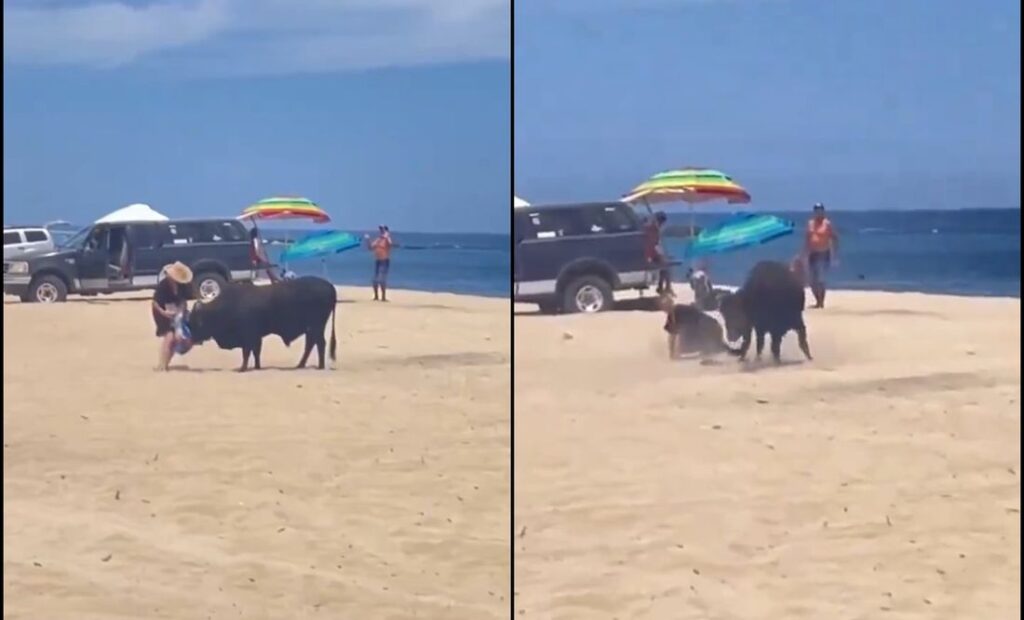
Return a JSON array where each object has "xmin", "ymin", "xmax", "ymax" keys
[
  {"xmin": 297, "ymin": 333, "xmax": 315, "ymax": 369},
  {"xmin": 737, "ymin": 329, "xmax": 753, "ymax": 361},
  {"xmin": 796, "ymin": 325, "xmax": 813, "ymax": 360},
  {"xmin": 770, "ymin": 331, "xmax": 783, "ymax": 364},
  {"xmin": 240, "ymin": 347, "xmax": 251, "ymax": 372},
  {"xmin": 754, "ymin": 328, "xmax": 766, "ymax": 360},
  {"xmin": 315, "ymin": 333, "xmax": 327, "ymax": 369},
  {"xmin": 252, "ymin": 339, "xmax": 263, "ymax": 370}
]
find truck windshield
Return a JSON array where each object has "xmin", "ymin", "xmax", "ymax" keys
[{"xmin": 58, "ymin": 226, "xmax": 91, "ymax": 250}]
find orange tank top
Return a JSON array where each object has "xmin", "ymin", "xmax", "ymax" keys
[
  {"xmin": 807, "ymin": 218, "xmax": 834, "ymax": 252},
  {"xmin": 372, "ymin": 236, "xmax": 392, "ymax": 260}
]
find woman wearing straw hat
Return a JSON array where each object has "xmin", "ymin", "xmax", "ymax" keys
[{"xmin": 153, "ymin": 261, "xmax": 193, "ymax": 371}]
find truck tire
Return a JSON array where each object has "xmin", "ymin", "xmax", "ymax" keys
[
  {"xmin": 194, "ymin": 272, "xmax": 228, "ymax": 302},
  {"xmin": 26, "ymin": 275, "xmax": 68, "ymax": 303},
  {"xmin": 561, "ymin": 275, "xmax": 613, "ymax": 314}
]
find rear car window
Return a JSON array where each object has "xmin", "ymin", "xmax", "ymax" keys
[
  {"xmin": 590, "ymin": 205, "xmax": 637, "ymax": 233},
  {"xmin": 167, "ymin": 221, "xmax": 247, "ymax": 244},
  {"xmin": 519, "ymin": 209, "xmax": 590, "ymax": 239},
  {"xmin": 212, "ymin": 221, "xmax": 248, "ymax": 242},
  {"xmin": 24, "ymin": 230, "xmax": 49, "ymax": 243},
  {"xmin": 517, "ymin": 205, "xmax": 638, "ymax": 240},
  {"xmin": 4, "ymin": 232, "xmax": 21, "ymax": 245},
  {"xmin": 130, "ymin": 224, "xmax": 163, "ymax": 249}
]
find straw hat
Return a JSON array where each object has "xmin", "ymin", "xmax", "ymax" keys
[{"xmin": 162, "ymin": 261, "xmax": 193, "ymax": 285}]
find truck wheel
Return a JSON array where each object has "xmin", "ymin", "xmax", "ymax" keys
[
  {"xmin": 194, "ymin": 272, "xmax": 227, "ymax": 302},
  {"xmin": 27, "ymin": 275, "xmax": 68, "ymax": 303},
  {"xmin": 562, "ymin": 275, "xmax": 613, "ymax": 314}
]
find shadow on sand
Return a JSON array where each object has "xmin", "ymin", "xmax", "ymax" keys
[{"xmin": 515, "ymin": 296, "xmax": 663, "ymax": 317}]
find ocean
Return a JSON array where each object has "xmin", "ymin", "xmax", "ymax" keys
[
  {"xmin": 660, "ymin": 208, "xmax": 1020, "ymax": 298},
  {"xmin": 45, "ymin": 209, "xmax": 1018, "ymax": 298},
  {"xmin": 266, "ymin": 231, "xmax": 510, "ymax": 298}
]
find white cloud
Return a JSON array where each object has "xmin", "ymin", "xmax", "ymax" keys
[{"xmin": 3, "ymin": 0, "xmax": 509, "ymax": 73}]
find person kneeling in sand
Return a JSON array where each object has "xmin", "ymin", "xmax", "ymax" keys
[
  {"xmin": 659, "ymin": 292, "xmax": 740, "ymax": 361},
  {"xmin": 152, "ymin": 262, "xmax": 193, "ymax": 371}
]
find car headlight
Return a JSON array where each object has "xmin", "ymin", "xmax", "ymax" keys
[{"xmin": 5, "ymin": 262, "xmax": 29, "ymax": 274}]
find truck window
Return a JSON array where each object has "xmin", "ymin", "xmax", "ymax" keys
[
  {"xmin": 520, "ymin": 210, "xmax": 588, "ymax": 239},
  {"xmin": 167, "ymin": 223, "xmax": 205, "ymax": 245},
  {"xmin": 4, "ymin": 232, "xmax": 21, "ymax": 245},
  {"xmin": 130, "ymin": 224, "xmax": 161, "ymax": 249},
  {"xmin": 24, "ymin": 230, "xmax": 49, "ymax": 243},
  {"xmin": 86, "ymin": 227, "xmax": 109, "ymax": 251},
  {"xmin": 591, "ymin": 205, "xmax": 637, "ymax": 234},
  {"xmin": 211, "ymin": 220, "xmax": 247, "ymax": 242}
]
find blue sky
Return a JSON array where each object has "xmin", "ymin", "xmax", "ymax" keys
[
  {"xmin": 515, "ymin": 0, "xmax": 1021, "ymax": 211},
  {"xmin": 3, "ymin": 0, "xmax": 510, "ymax": 233}
]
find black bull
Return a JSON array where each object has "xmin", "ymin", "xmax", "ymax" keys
[
  {"xmin": 188, "ymin": 277, "xmax": 338, "ymax": 371},
  {"xmin": 718, "ymin": 261, "xmax": 812, "ymax": 364}
]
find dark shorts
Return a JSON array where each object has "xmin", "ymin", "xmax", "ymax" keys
[
  {"xmin": 808, "ymin": 251, "xmax": 831, "ymax": 286},
  {"xmin": 153, "ymin": 309, "xmax": 174, "ymax": 337},
  {"xmin": 373, "ymin": 259, "xmax": 390, "ymax": 284}
]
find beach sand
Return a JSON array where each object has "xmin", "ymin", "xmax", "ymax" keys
[
  {"xmin": 3, "ymin": 287, "xmax": 510, "ymax": 620},
  {"xmin": 514, "ymin": 288, "xmax": 1020, "ymax": 619}
]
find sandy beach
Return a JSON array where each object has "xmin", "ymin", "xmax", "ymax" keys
[
  {"xmin": 3, "ymin": 287, "xmax": 510, "ymax": 620},
  {"xmin": 514, "ymin": 288, "xmax": 1020, "ymax": 619}
]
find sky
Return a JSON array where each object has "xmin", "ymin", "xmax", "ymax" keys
[
  {"xmin": 514, "ymin": 0, "xmax": 1021, "ymax": 211},
  {"xmin": 3, "ymin": 0, "xmax": 510, "ymax": 233}
]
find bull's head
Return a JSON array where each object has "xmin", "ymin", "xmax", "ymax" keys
[
  {"xmin": 187, "ymin": 300, "xmax": 213, "ymax": 344},
  {"xmin": 718, "ymin": 293, "xmax": 750, "ymax": 343}
]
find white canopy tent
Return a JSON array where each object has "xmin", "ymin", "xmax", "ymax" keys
[
  {"xmin": 513, "ymin": 195, "xmax": 530, "ymax": 209},
  {"xmin": 95, "ymin": 203, "xmax": 169, "ymax": 224}
]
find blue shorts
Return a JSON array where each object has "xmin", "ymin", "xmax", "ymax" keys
[
  {"xmin": 373, "ymin": 259, "xmax": 390, "ymax": 284},
  {"xmin": 808, "ymin": 251, "xmax": 830, "ymax": 286}
]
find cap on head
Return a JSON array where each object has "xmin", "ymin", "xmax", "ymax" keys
[
  {"xmin": 813, "ymin": 202, "xmax": 825, "ymax": 211},
  {"xmin": 162, "ymin": 261, "xmax": 193, "ymax": 285}
]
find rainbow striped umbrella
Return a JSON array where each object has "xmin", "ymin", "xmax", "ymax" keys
[
  {"xmin": 624, "ymin": 167, "xmax": 751, "ymax": 244},
  {"xmin": 623, "ymin": 168, "xmax": 750, "ymax": 206},
  {"xmin": 240, "ymin": 197, "xmax": 331, "ymax": 223}
]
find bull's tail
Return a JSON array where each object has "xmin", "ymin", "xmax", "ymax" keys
[
  {"xmin": 329, "ymin": 302, "xmax": 337, "ymax": 362},
  {"xmin": 723, "ymin": 340, "xmax": 743, "ymax": 357}
]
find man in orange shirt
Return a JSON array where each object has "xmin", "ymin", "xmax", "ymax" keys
[
  {"xmin": 367, "ymin": 225, "xmax": 393, "ymax": 302},
  {"xmin": 804, "ymin": 203, "xmax": 838, "ymax": 308}
]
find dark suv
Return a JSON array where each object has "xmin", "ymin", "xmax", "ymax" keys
[
  {"xmin": 4, "ymin": 218, "xmax": 256, "ymax": 303},
  {"xmin": 514, "ymin": 201, "xmax": 656, "ymax": 313}
]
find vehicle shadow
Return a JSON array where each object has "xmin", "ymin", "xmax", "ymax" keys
[
  {"xmin": 514, "ymin": 296, "xmax": 663, "ymax": 317},
  {"xmin": 4, "ymin": 297, "xmax": 358, "ymax": 306}
]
